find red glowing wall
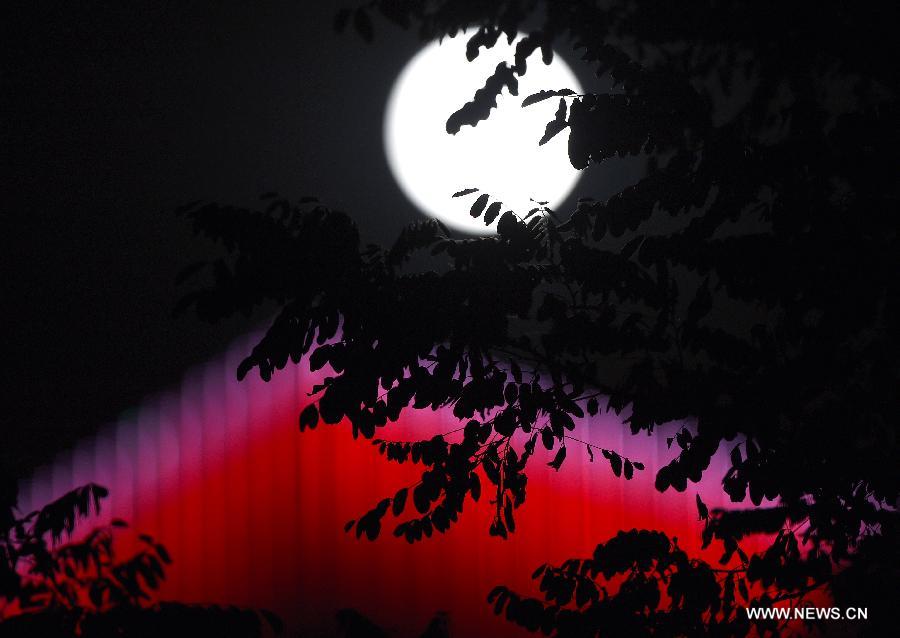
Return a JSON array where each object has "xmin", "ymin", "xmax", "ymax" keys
[{"xmin": 20, "ymin": 333, "xmax": 769, "ymax": 636}]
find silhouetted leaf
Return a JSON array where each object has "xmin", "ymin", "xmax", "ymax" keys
[
  {"xmin": 392, "ymin": 487, "xmax": 408, "ymax": 516},
  {"xmin": 447, "ymin": 62, "xmax": 518, "ymax": 133},
  {"xmin": 541, "ymin": 427, "xmax": 555, "ymax": 451},
  {"xmin": 696, "ymin": 494, "xmax": 709, "ymax": 520},
  {"xmin": 155, "ymin": 544, "xmax": 171, "ymax": 564},
  {"xmin": 299, "ymin": 404, "xmax": 319, "ymax": 431},
  {"xmin": 470, "ymin": 473, "xmax": 482, "ymax": 501},
  {"xmin": 521, "ymin": 88, "xmax": 575, "ymax": 107},
  {"xmin": 539, "ymin": 98, "xmax": 568, "ymax": 145},
  {"xmin": 548, "ymin": 446, "xmax": 567, "ymax": 471},
  {"xmin": 470, "ymin": 193, "xmax": 490, "ymax": 218},
  {"xmin": 503, "ymin": 497, "xmax": 516, "ymax": 532},
  {"xmin": 608, "ymin": 452, "xmax": 622, "ymax": 477},
  {"xmin": 539, "ymin": 120, "xmax": 567, "ymax": 146},
  {"xmin": 484, "ymin": 201, "xmax": 502, "ymax": 225}
]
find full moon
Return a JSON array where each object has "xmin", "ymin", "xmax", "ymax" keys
[{"xmin": 384, "ymin": 33, "xmax": 583, "ymax": 234}]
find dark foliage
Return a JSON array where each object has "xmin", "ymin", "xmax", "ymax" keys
[
  {"xmin": 495, "ymin": 517, "xmax": 900, "ymax": 637},
  {"xmin": 491, "ymin": 529, "xmax": 750, "ymax": 637},
  {"xmin": 335, "ymin": 608, "xmax": 451, "ymax": 638},
  {"xmin": 0, "ymin": 475, "xmax": 281, "ymax": 637},
  {"xmin": 490, "ymin": 528, "xmax": 817, "ymax": 637},
  {"xmin": 180, "ymin": 0, "xmax": 898, "ymax": 634}
]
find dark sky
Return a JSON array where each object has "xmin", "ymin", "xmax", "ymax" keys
[{"xmin": 2, "ymin": 1, "xmax": 641, "ymax": 478}]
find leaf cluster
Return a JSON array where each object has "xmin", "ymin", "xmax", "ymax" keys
[
  {"xmin": 488, "ymin": 527, "xmax": 853, "ymax": 638},
  {"xmin": 0, "ymin": 479, "xmax": 281, "ymax": 636}
]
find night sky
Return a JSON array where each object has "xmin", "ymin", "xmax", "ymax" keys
[{"xmin": 3, "ymin": 2, "xmax": 641, "ymax": 477}]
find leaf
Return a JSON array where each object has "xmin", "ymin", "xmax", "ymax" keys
[
  {"xmin": 452, "ymin": 187, "xmax": 479, "ymax": 198},
  {"xmin": 510, "ymin": 360, "xmax": 522, "ymax": 384},
  {"xmin": 587, "ymin": 397, "xmax": 599, "ymax": 416},
  {"xmin": 623, "ymin": 459, "xmax": 634, "ymax": 480},
  {"xmin": 487, "ymin": 585, "xmax": 507, "ymax": 603},
  {"xmin": 490, "ymin": 518, "xmax": 508, "ymax": 539},
  {"xmin": 364, "ymin": 519, "xmax": 380, "ymax": 540},
  {"xmin": 548, "ymin": 445, "xmax": 567, "ymax": 471},
  {"xmin": 696, "ymin": 494, "xmax": 709, "ymax": 520},
  {"xmin": 470, "ymin": 193, "xmax": 490, "ymax": 217},
  {"xmin": 92, "ymin": 484, "xmax": 109, "ymax": 502},
  {"xmin": 309, "ymin": 345, "xmax": 330, "ymax": 372},
  {"xmin": 446, "ymin": 62, "xmax": 519, "ymax": 134},
  {"xmin": 521, "ymin": 88, "xmax": 575, "ymax": 107},
  {"xmin": 484, "ymin": 201, "xmax": 502, "ymax": 225},
  {"xmin": 299, "ymin": 404, "xmax": 319, "ymax": 431},
  {"xmin": 730, "ymin": 444, "xmax": 742, "ymax": 467},
  {"xmin": 155, "ymin": 543, "xmax": 171, "ymax": 564},
  {"xmin": 539, "ymin": 119, "xmax": 567, "ymax": 146},
  {"xmin": 470, "ymin": 473, "xmax": 482, "ymax": 501},
  {"xmin": 541, "ymin": 427, "xmax": 555, "ymax": 450},
  {"xmin": 413, "ymin": 484, "xmax": 430, "ymax": 514},
  {"xmin": 551, "ymin": 411, "xmax": 575, "ymax": 433},
  {"xmin": 503, "ymin": 382, "xmax": 518, "ymax": 404},
  {"xmin": 503, "ymin": 497, "xmax": 516, "ymax": 532},
  {"xmin": 575, "ymin": 579, "xmax": 596, "ymax": 607},
  {"xmin": 608, "ymin": 453, "xmax": 622, "ymax": 477},
  {"xmin": 392, "ymin": 487, "xmax": 408, "ymax": 516},
  {"xmin": 539, "ymin": 99, "xmax": 568, "ymax": 145}
]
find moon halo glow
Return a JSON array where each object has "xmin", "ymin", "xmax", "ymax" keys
[{"xmin": 384, "ymin": 33, "xmax": 583, "ymax": 234}]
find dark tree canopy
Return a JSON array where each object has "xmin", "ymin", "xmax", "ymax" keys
[
  {"xmin": 178, "ymin": 0, "xmax": 898, "ymax": 635},
  {"xmin": 0, "ymin": 477, "xmax": 282, "ymax": 637}
]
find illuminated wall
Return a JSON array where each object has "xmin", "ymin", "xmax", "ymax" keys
[{"xmin": 19, "ymin": 333, "xmax": 762, "ymax": 637}]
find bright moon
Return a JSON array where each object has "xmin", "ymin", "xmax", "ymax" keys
[{"xmin": 384, "ymin": 33, "xmax": 583, "ymax": 234}]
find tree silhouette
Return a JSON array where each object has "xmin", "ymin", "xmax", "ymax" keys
[
  {"xmin": 0, "ymin": 473, "xmax": 282, "ymax": 637},
  {"xmin": 178, "ymin": 1, "xmax": 897, "ymax": 635}
]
